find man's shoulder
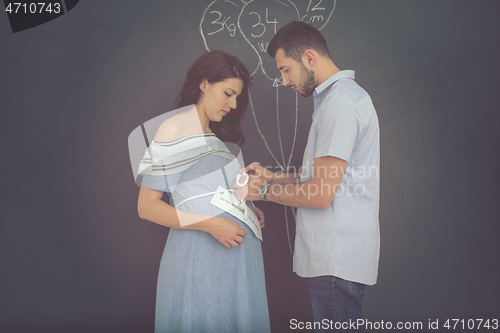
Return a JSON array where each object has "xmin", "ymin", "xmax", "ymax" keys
[
  {"xmin": 318, "ymin": 80, "xmax": 376, "ymax": 125},
  {"xmin": 330, "ymin": 78, "xmax": 368, "ymax": 104},
  {"xmin": 319, "ymin": 81, "xmax": 360, "ymax": 114}
]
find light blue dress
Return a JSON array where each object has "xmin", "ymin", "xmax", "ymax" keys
[{"xmin": 139, "ymin": 133, "xmax": 270, "ymax": 333}]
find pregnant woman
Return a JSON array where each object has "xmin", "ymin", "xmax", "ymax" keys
[{"xmin": 137, "ymin": 50, "xmax": 270, "ymax": 333}]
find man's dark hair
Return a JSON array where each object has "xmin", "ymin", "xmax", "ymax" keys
[{"xmin": 268, "ymin": 21, "xmax": 330, "ymax": 62}]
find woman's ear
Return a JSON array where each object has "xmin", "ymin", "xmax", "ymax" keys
[{"xmin": 199, "ymin": 79, "xmax": 208, "ymax": 93}]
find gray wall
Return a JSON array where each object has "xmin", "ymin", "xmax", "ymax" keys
[{"xmin": 1, "ymin": 1, "xmax": 499, "ymax": 332}]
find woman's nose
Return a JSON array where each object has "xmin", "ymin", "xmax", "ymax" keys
[{"xmin": 228, "ymin": 96, "xmax": 237, "ymax": 109}]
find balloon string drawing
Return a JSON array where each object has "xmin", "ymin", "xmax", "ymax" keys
[{"xmin": 200, "ymin": 0, "xmax": 337, "ymax": 252}]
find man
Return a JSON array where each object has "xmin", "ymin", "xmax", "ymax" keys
[{"xmin": 235, "ymin": 21, "xmax": 380, "ymax": 331}]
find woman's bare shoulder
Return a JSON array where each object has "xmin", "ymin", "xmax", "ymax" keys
[{"xmin": 153, "ymin": 116, "xmax": 185, "ymax": 142}]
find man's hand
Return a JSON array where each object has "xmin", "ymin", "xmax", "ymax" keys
[
  {"xmin": 233, "ymin": 171, "xmax": 266, "ymax": 201},
  {"xmin": 244, "ymin": 162, "xmax": 275, "ymax": 182},
  {"xmin": 253, "ymin": 205, "xmax": 265, "ymax": 229},
  {"xmin": 232, "ymin": 162, "xmax": 275, "ymax": 201}
]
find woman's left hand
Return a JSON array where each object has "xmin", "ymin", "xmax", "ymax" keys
[{"xmin": 253, "ymin": 205, "xmax": 265, "ymax": 229}]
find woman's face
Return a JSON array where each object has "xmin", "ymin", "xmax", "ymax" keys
[{"xmin": 198, "ymin": 77, "xmax": 244, "ymax": 123}]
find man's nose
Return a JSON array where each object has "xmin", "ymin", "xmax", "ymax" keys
[{"xmin": 282, "ymin": 75, "xmax": 290, "ymax": 86}]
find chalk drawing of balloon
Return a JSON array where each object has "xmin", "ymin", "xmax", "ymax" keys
[
  {"xmin": 200, "ymin": 0, "xmax": 260, "ymax": 76},
  {"xmin": 238, "ymin": 0, "xmax": 300, "ymax": 81},
  {"xmin": 291, "ymin": 0, "xmax": 336, "ymax": 31}
]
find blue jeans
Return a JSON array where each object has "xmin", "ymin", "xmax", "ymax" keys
[{"xmin": 306, "ymin": 276, "xmax": 367, "ymax": 332}]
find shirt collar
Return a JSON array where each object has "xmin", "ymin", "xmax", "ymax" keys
[{"xmin": 314, "ymin": 70, "xmax": 355, "ymax": 95}]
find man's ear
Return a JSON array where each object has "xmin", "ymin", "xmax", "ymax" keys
[{"xmin": 302, "ymin": 49, "xmax": 316, "ymax": 67}]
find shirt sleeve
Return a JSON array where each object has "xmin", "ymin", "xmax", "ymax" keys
[
  {"xmin": 314, "ymin": 93, "xmax": 359, "ymax": 162},
  {"xmin": 139, "ymin": 174, "xmax": 171, "ymax": 192}
]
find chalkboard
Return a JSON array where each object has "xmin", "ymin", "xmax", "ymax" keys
[{"xmin": 1, "ymin": 1, "xmax": 499, "ymax": 332}]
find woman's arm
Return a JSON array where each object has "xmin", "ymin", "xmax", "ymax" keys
[{"xmin": 138, "ymin": 186, "xmax": 247, "ymax": 248}]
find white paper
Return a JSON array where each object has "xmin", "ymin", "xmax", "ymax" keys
[{"xmin": 210, "ymin": 186, "xmax": 262, "ymax": 241}]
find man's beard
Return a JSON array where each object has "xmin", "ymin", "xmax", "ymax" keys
[{"xmin": 298, "ymin": 63, "xmax": 316, "ymax": 97}]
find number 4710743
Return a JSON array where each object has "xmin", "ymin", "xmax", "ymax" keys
[
  {"xmin": 443, "ymin": 319, "xmax": 499, "ymax": 330},
  {"xmin": 5, "ymin": 2, "xmax": 62, "ymax": 14}
]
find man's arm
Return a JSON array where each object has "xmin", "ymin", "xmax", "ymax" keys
[
  {"xmin": 244, "ymin": 162, "xmax": 301, "ymax": 184},
  {"xmin": 270, "ymin": 171, "xmax": 302, "ymax": 184},
  {"xmin": 236, "ymin": 156, "xmax": 348, "ymax": 209}
]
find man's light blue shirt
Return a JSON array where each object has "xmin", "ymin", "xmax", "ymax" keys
[{"xmin": 294, "ymin": 70, "xmax": 380, "ymax": 285}]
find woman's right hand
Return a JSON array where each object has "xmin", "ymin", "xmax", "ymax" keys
[
  {"xmin": 138, "ymin": 187, "xmax": 247, "ymax": 248},
  {"xmin": 206, "ymin": 217, "xmax": 247, "ymax": 248}
]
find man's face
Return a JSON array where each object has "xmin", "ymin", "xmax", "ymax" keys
[{"xmin": 275, "ymin": 48, "xmax": 316, "ymax": 97}]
